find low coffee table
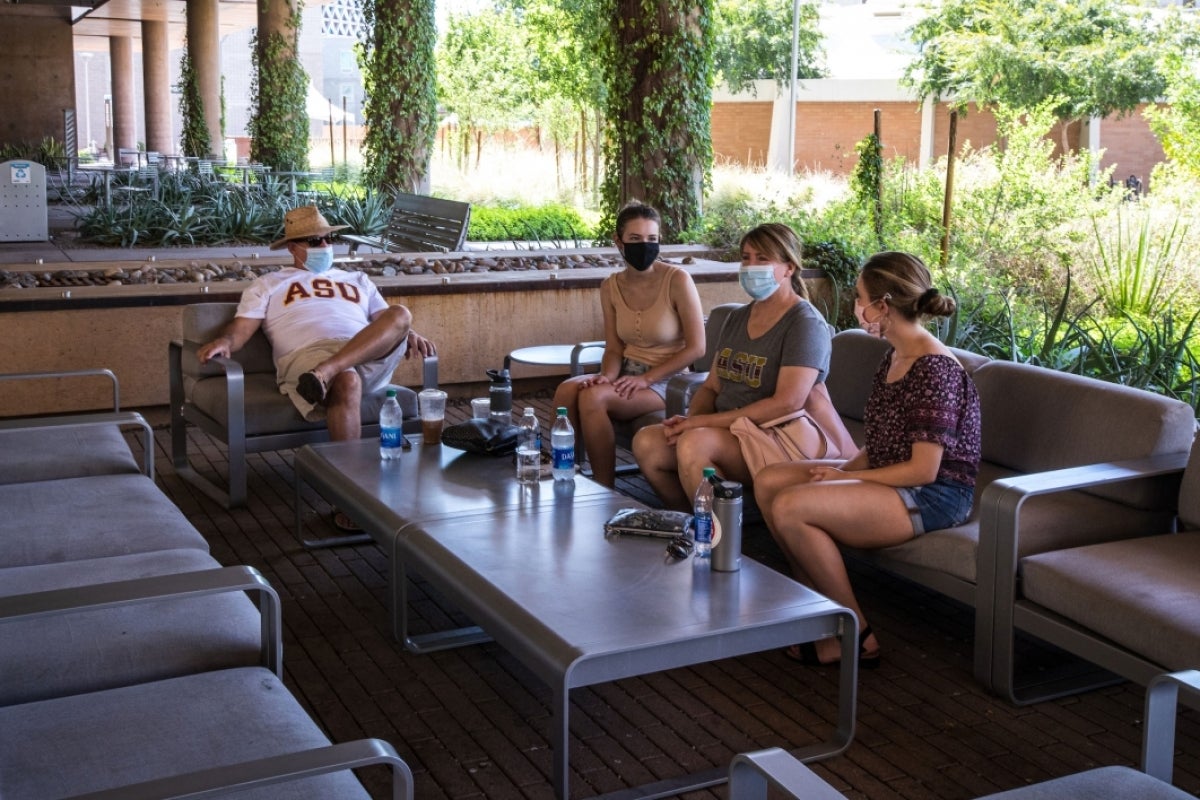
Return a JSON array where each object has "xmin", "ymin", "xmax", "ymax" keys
[{"xmin": 294, "ymin": 439, "xmax": 857, "ymax": 799}]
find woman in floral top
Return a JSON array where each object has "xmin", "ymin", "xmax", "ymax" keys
[{"xmin": 754, "ymin": 251, "xmax": 981, "ymax": 667}]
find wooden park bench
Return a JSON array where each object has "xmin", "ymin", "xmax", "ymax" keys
[{"xmin": 342, "ymin": 193, "xmax": 471, "ymax": 255}]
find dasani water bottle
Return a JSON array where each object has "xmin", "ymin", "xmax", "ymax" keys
[
  {"xmin": 379, "ymin": 388, "xmax": 404, "ymax": 459},
  {"xmin": 551, "ymin": 407, "xmax": 575, "ymax": 481},
  {"xmin": 692, "ymin": 467, "xmax": 716, "ymax": 558}
]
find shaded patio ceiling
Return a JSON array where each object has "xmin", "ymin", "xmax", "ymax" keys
[{"xmin": 0, "ymin": 0, "xmax": 266, "ymax": 52}]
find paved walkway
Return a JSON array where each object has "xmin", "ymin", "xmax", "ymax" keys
[{"xmin": 133, "ymin": 398, "xmax": 1199, "ymax": 800}]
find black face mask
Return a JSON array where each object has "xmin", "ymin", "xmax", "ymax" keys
[{"xmin": 621, "ymin": 241, "xmax": 660, "ymax": 271}]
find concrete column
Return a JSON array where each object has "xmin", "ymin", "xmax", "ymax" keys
[
  {"xmin": 187, "ymin": 0, "xmax": 223, "ymax": 158},
  {"xmin": 918, "ymin": 96, "xmax": 936, "ymax": 170},
  {"xmin": 142, "ymin": 19, "xmax": 173, "ymax": 155},
  {"xmin": 109, "ymin": 36, "xmax": 137, "ymax": 158}
]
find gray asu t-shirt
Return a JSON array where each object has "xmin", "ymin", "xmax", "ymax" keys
[{"xmin": 712, "ymin": 300, "xmax": 831, "ymax": 414}]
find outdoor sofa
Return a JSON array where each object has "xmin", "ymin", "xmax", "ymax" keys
[
  {"xmin": 727, "ymin": 668, "xmax": 1199, "ymax": 799},
  {"xmin": 824, "ymin": 328, "xmax": 1196, "ymax": 699}
]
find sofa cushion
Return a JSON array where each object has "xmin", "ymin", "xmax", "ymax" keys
[
  {"xmin": 0, "ymin": 474, "xmax": 208, "ymax": 567},
  {"xmin": 189, "ymin": 373, "xmax": 417, "ymax": 436},
  {"xmin": 976, "ymin": 765, "xmax": 1194, "ymax": 799},
  {"xmin": 0, "ymin": 549, "xmax": 265, "ymax": 706},
  {"xmin": 0, "ymin": 424, "xmax": 138, "ymax": 484},
  {"xmin": 0, "ymin": 667, "xmax": 371, "ymax": 799},
  {"xmin": 973, "ymin": 361, "xmax": 1195, "ymax": 510},
  {"xmin": 1176, "ymin": 438, "xmax": 1200, "ymax": 530},
  {"xmin": 854, "ymin": 462, "xmax": 1177, "ymax": 584},
  {"xmin": 1020, "ymin": 533, "xmax": 1200, "ymax": 671}
]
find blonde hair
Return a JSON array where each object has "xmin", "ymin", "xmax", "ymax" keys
[{"xmin": 739, "ymin": 223, "xmax": 808, "ymax": 299}]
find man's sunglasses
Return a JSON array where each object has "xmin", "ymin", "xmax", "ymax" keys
[
  {"xmin": 666, "ymin": 535, "xmax": 694, "ymax": 560},
  {"xmin": 304, "ymin": 236, "xmax": 333, "ymax": 247}
]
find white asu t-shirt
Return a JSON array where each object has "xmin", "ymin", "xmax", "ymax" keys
[{"xmin": 235, "ymin": 267, "xmax": 388, "ymax": 360}]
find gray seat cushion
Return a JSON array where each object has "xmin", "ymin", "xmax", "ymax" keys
[
  {"xmin": 0, "ymin": 549, "xmax": 266, "ymax": 706},
  {"xmin": 190, "ymin": 373, "xmax": 417, "ymax": 436},
  {"xmin": 853, "ymin": 462, "xmax": 1176, "ymax": 584},
  {"xmin": 0, "ymin": 424, "xmax": 138, "ymax": 484},
  {"xmin": 976, "ymin": 765, "xmax": 1195, "ymax": 799},
  {"xmin": 0, "ymin": 667, "xmax": 371, "ymax": 799},
  {"xmin": 0, "ymin": 474, "xmax": 208, "ymax": 567},
  {"xmin": 1020, "ymin": 533, "xmax": 1200, "ymax": 671}
]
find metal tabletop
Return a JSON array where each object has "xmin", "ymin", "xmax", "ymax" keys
[{"xmin": 294, "ymin": 438, "xmax": 856, "ymax": 800}]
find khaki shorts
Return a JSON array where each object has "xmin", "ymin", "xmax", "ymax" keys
[{"xmin": 276, "ymin": 336, "xmax": 408, "ymax": 421}]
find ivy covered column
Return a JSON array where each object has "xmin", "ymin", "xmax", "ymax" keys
[
  {"xmin": 250, "ymin": 0, "xmax": 309, "ymax": 170},
  {"xmin": 359, "ymin": 0, "xmax": 437, "ymax": 192},
  {"xmin": 599, "ymin": 0, "xmax": 713, "ymax": 240},
  {"xmin": 186, "ymin": 0, "xmax": 223, "ymax": 158}
]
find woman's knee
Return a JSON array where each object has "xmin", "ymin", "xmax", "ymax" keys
[
  {"xmin": 632, "ymin": 425, "xmax": 668, "ymax": 466},
  {"xmin": 577, "ymin": 385, "xmax": 616, "ymax": 417}
]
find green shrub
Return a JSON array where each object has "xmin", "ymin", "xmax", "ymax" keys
[{"xmin": 468, "ymin": 203, "xmax": 596, "ymax": 245}]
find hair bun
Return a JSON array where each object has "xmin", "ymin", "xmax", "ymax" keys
[{"xmin": 918, "ymin": 287, "xmax": 939, "ymax": 306}]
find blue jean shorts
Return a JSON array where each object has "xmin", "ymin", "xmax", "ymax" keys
[{"xmin": 894, "ymin": 479, "xmax": 975, "ymax": 535}]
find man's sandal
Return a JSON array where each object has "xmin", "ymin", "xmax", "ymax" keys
[
  {"xmin": 331, "ymin": 509, "xmax": 363, "ymax": 534},
  {"xmin": 297, "ymin": 371, "xmax": 328, "ymax": 405},
  {"xmin": 785, "ymin": 625, "xmax": 881, "ymax": 670}
]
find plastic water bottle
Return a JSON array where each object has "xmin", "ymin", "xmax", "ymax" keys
[
  {"xmin": 516, "ymin": 407, "xmax": 541, "ymax": 485},
  {"xmin": 692, "ymin": 467, "xmax": 717, "ymax": 558},
  {"xmin": 551, "ymin": 407, "xmax": 575, "ymax": 481},
  {"xmin": 379, "ymin": 388, "xmax": 404, "ymax": 459}
]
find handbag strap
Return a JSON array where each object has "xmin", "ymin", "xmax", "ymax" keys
[{"xmin": 758, "ymin": 408, "xmax": 812, "ymax": 429}]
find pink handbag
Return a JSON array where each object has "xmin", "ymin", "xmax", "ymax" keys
[{"xmin": 730, "ymin": 410, "xmax": 843, "ymax": 477}]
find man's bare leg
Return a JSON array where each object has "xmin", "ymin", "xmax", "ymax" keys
[
  {"xmin": 308, "ymin": 305, "xmax": 412, "ymax": 388},
  {"xmin": 324, "ymin": 370, "xmax": 364, "ymax": 441}
]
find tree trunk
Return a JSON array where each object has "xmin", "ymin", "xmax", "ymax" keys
[{"xmin": 601, "ymin": 0, "xmax": 711, "ymax": 239}]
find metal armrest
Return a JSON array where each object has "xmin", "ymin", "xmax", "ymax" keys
[
  {"xmin": 976, "ymin": 451, "xmax": 1191, "ymax": 692},
  {"xmin": 665, "ymin": 371, "xmax": 708, "ymax": 417},
  {"xmin": 68, "ymin": 738, "xmax": 413, "ymax": 800},
  {"xmin": 0, "ymin": 566, "xmax": 283, "ymax": 678},
  {"xmin": 0, "ymin": 367, "xmax": 121, "ymax": 411},
  {"xmin": 570, "ymin": 341, "xmax": 605, "ymax": 376},
  {"xmin": 0, "ymin": 410, "xmax": 154, "ymax": 479},
  {"xmin": 1143, "ymin": 669, "xmax": 1200, "ymax": 782},
  {"xmin": 728, "ymin": 748, "xmax": 846, "ymax": 800},
  {"xmin": 422, "ymin": 354, "xmax": 439, "ymax": 390}
]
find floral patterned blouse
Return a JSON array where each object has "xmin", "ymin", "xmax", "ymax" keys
[{"xmin": 863, "ymin": 352, "xmax": 982, "ymax": 487}]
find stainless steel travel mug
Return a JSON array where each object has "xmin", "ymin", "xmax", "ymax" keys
[{"xmin": 711, "ymin": 478, "xmax": 743, "ymax": 572}]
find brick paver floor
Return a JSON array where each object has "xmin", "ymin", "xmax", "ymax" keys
[{"xmin": 133, "ymin": 395, "xmax": 1200, "ymax": 799}]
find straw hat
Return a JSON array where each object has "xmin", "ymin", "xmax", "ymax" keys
[{"xmin": 269, "ymin": 206, "xmax": 349, "ymax": 250}]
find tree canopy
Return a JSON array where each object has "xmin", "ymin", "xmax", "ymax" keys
[
  {"xmin": 712, "ymin": 0, "xmax": 824, "ymax": 94},
  {"xmin": 904, "ymin": 0, "xmax": 1170, "ymax": 123}
]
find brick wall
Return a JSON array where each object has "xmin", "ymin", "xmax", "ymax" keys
[
  {"xmin": 711, "ymin": 102, "xmax": 773, "ymax": 167},
  {"xmin": 712, "ymin": 96, "xmax": 1168, "ymax": 183},
  {"xmin": 0, "ymin": 13, "xmax": 74, "ymax": 146}
]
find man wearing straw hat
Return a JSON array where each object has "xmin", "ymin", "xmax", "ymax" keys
[{"xmin": 198, "ymin": 205, "xmax": 436, "ymax": 445}]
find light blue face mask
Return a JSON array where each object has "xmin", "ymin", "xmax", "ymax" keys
[
  {"xmin": 304, "ymin": 245, "xmax": 334, "ymax": 274},
  {"xmin": 739, "ymin": 266, "xmax": 778, "ymax": 301}
]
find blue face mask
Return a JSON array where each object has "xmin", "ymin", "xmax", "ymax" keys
[
  {"xmin": 739, "ymin": 266, "xmax": 778, "ymax": 301},
  {"xmin": 304, "ymin": 245, "xmax": 334, "ymax": 274}
]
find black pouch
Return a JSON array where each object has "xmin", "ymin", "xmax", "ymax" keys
[
  {"xmin": 440, "ymin": 418, "xmax": 520, "ymax": 456},
  {"xmin": 603, "ymin": 507, "xmax": 694, "ymax": 539}
]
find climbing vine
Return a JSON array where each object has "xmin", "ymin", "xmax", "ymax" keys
[
  {"xmin": 177, "ymin": 40, "xmax": 211, "ymax": 159},
  {"xmin": 358, "ymin": 0, "xmax": 438, "ymax": 190},
  {"xmin": 596, "ymin": 0, "xmax": 714, "ymax": 240},
  {"xmin": 851, "ymin": 132, "xmax": 884, "ymax": 246},
  {"xmin": 249, "ymin": 1, "xmax": 309, "ymax": 170}
]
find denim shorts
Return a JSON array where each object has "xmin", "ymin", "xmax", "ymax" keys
[
  {"xmin": 895, "ymin": 479, "xmax": 975, "ymax": 535},
  {"xmin": 620, "ymin": 357, "xmax": 670, "ymax": 400}
]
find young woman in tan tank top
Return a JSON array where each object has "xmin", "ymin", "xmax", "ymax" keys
[{"xmin": 550, "ymin": 203, "xmax": 705, "ymax": 487}]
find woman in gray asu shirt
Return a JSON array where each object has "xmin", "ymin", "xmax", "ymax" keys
[{"xmin": 632, "ymin": 223, "xmax": 852, "ymax": 511}]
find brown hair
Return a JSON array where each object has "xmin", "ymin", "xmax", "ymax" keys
[
  {"xmin": 615, "ymin": 202, "xmax": 661, "ymax": 240},
  {"xmin": 859, "ymin": 251, "xmax": 956, "ymax": 321},
  {"xmin": 739, "ymin": 223, "xmax": 808, "ymax": 299}
]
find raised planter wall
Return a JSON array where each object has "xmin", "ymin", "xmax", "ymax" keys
[{"xmin": 0, "ymin": 253, "xmax": 832, "ymax": 417}]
